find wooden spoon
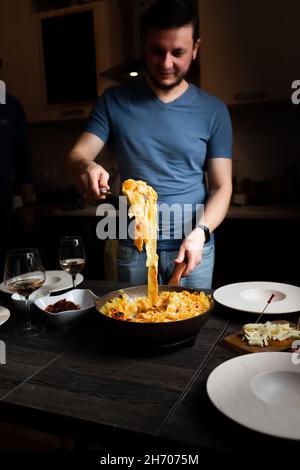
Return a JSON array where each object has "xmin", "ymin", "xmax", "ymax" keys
[{"xmin": 168, "ymin": 261, "xmax": 187, "ymax": 287}]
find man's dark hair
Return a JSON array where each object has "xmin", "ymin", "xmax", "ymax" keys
[{"xmin": 142, "ymin": 0, "xmax": 199, "ymax": 44}]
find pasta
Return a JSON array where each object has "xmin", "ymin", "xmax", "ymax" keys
[
  {"xmin": 98, "ymin": 179, "xmax": 213, "ymax": 323},
  {"xmin": 99, "ymin": 290, "xmax": 213, "ymax": 323},
  {"xmin": 122, "ymin": 179, "xmax": 158, "ymax": 303}
]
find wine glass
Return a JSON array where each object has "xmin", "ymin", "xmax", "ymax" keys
[
  {"xmin": 59, "ymin": 236, "xmax": 86, "ymax": 289},
  {"xmin": 4, "ymin": 248, "xmax": 46, "ymax": 337}
]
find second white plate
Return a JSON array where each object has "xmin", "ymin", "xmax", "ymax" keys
[
  {"xmin": 207, "ymin": 352, "xmax": 300, "ymax": 440},
  {"xmin": 43, "ymin": 270, "xmax": 84, "ymax": 292},
  {"xmin": 213, "ymin": 281, "xmax": 300, "ymax": 314}
]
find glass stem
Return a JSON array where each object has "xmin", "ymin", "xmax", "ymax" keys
[
  {"xmin": 25, "ymin": 296, "xmax": 32, "ymax": 330},
  {"xmin": 72, "ymin": 274, "xmax": 76, "ymax": 288}
]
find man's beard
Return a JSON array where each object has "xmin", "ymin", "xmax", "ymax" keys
[{"xmin": 145, "ymin": 64, "xmax": 190, "ymax": 90}]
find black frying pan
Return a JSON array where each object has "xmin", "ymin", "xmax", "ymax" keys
[{"xmin": 96, "ymin": 263, "xmax": 214, "ymax": 346}]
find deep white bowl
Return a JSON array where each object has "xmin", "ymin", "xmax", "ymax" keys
[{"xmin": 34, "ymin": 289, "xmax": 98, "ymax": 329}]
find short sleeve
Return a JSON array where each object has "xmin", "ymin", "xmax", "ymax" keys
[
  {"xmin": 207, "ymin": 103, "xmax": 232, "ymax": 158},
  {"xmin": 84, "ymin": 93, "xmax": 111, "ymax": 143}
]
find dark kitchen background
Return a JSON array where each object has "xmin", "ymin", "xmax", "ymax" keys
[{"xmin": 0, "ymin": 0, "xmax": 299, "ymax": 285}]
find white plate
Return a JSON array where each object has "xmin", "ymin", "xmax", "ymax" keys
[
  {"xmin": 0, "ymin": 306, "xmax": 10, "ymax": 326},
  {"xmin": 0, "ymin": 270, "xmax": 84, "ymax": 294},
  {"xmin": 207, "ymin": 352, "xmax": 300, "ymax": 440},
  {"xmin": 43, "ymin": 271, "xmax": 83, "ymax": 292},
  {"xmin": 213, "ymin": 281, "xmax": 300, "ymax": 314}
]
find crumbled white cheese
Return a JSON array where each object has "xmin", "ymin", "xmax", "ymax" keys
[{"xmin": 243, "ymin": 322, "xmax": 300, "ymax": 347}]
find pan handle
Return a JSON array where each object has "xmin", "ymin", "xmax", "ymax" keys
[{"xmin": 168, "ymin": 261, "xmax": 187, "ymax": 287}]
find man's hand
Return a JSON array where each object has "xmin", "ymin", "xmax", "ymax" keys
[
  {"xmin": 174, "ymin": 228, "xmax": 206, "ymax": 277},
  {"xmin": 78, "ymin": 160, "xmax": 110, "ymax": 200},
  {"xmin": 65, "ymin": 132, "xmax": 108, "ymax": 200}
]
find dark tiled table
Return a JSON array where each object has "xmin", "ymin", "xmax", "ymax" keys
[{"xmin": 0, "ymin": 280, "xmax": 298, "ymax": 452}]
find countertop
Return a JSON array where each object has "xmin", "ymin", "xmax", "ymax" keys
[
  {"xmin": 0, "ymin": 279, "xmax": 299, "ymax": 455},
  {"xmin": 227, "ymin": 204, "xmax": 300, "ymax": 219},
  {"xmin": 46, "ymin": 204, "xmax": 300, "ymax": 219}
]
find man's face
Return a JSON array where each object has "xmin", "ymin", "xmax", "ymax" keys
[{"xmin": 144, "ymin": 25, "xmax": 200, "ymax": 90}]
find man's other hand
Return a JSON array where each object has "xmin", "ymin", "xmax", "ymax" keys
[{"xmin": 174, "ymin": 228, "xmax": 206, "ymax": 277}]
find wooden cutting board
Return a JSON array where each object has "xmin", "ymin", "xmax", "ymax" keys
[{"xmin": 222, "ymin": 320, "xmax": 299, "ymax": 355}]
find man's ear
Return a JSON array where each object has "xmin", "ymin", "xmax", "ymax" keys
[{"xmin": 193, "ymin": 38, "xmax": 201, "ymax": 60}]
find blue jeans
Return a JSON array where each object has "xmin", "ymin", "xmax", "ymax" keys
[{"xmin": 117, "ymin": 243, "xmax": 215, "ymax": 289}]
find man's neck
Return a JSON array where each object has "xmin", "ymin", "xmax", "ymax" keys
[{"xmin": 146, "ymin": 77, "xmax": 189, "ymax": 103}]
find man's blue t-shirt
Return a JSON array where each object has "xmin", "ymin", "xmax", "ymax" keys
[{"xmin": 85, "ymin": 79, "xmax": 232, "ymax": 249}]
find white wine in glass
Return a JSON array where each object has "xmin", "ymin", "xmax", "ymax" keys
[
  {"xmin": 4, "ymin": 248, "xmax": 46, "ymax": 337},
  {"xmin": 59, "ymin": 236, "xmax": 86, "ymax": 288}
]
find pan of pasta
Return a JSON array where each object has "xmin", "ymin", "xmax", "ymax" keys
[{"xmin": 96, "ymin": 179, "xmax": 214, "ymax": 346}]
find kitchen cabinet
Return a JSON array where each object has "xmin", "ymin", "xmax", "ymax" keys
[
  {"xmin": 214, "ymin": 217, "xmax": 300, "ymax": 287},
  {"xmin": 0, "ymin": 0, "xmax": 123, "ymax": 122},
  {"xmin": 0, "ymin": 0, "xmax": 40, "ymax": 121},
  {"xmin": 198, "ymin": 0, "xmax": 300, "ymax": 104}
]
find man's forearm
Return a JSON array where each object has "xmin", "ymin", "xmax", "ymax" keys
[
  {"xmin": 65, "ymin": 132, "xmax": 105, "ymax": 185},
  {"xmin": 203, "ymin": 184, "xmax": 232, "ymax": 233},
  {"xmin": 65, "ymin": 151, "xmax": 92, "ymax": 185}
]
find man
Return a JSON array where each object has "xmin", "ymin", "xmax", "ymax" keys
[
  {"xmin": 0, "ymin": 60, "xmax": 35, "ymax": 272},
  {"xmin": 65, "ymin": 0, "xmax": 232, "ymax": 289}
]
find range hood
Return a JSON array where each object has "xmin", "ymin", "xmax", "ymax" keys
[
  {"xmin": 100, "ymin": 58, "xmax": 200, "ymax": 85},
  {"xmin": 100, "ymin": 0, "xmax": 147, "ymax": 83},
  {"xmin": 100, "ymin": 58, "xmax": 145, "ymax": 83}
]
